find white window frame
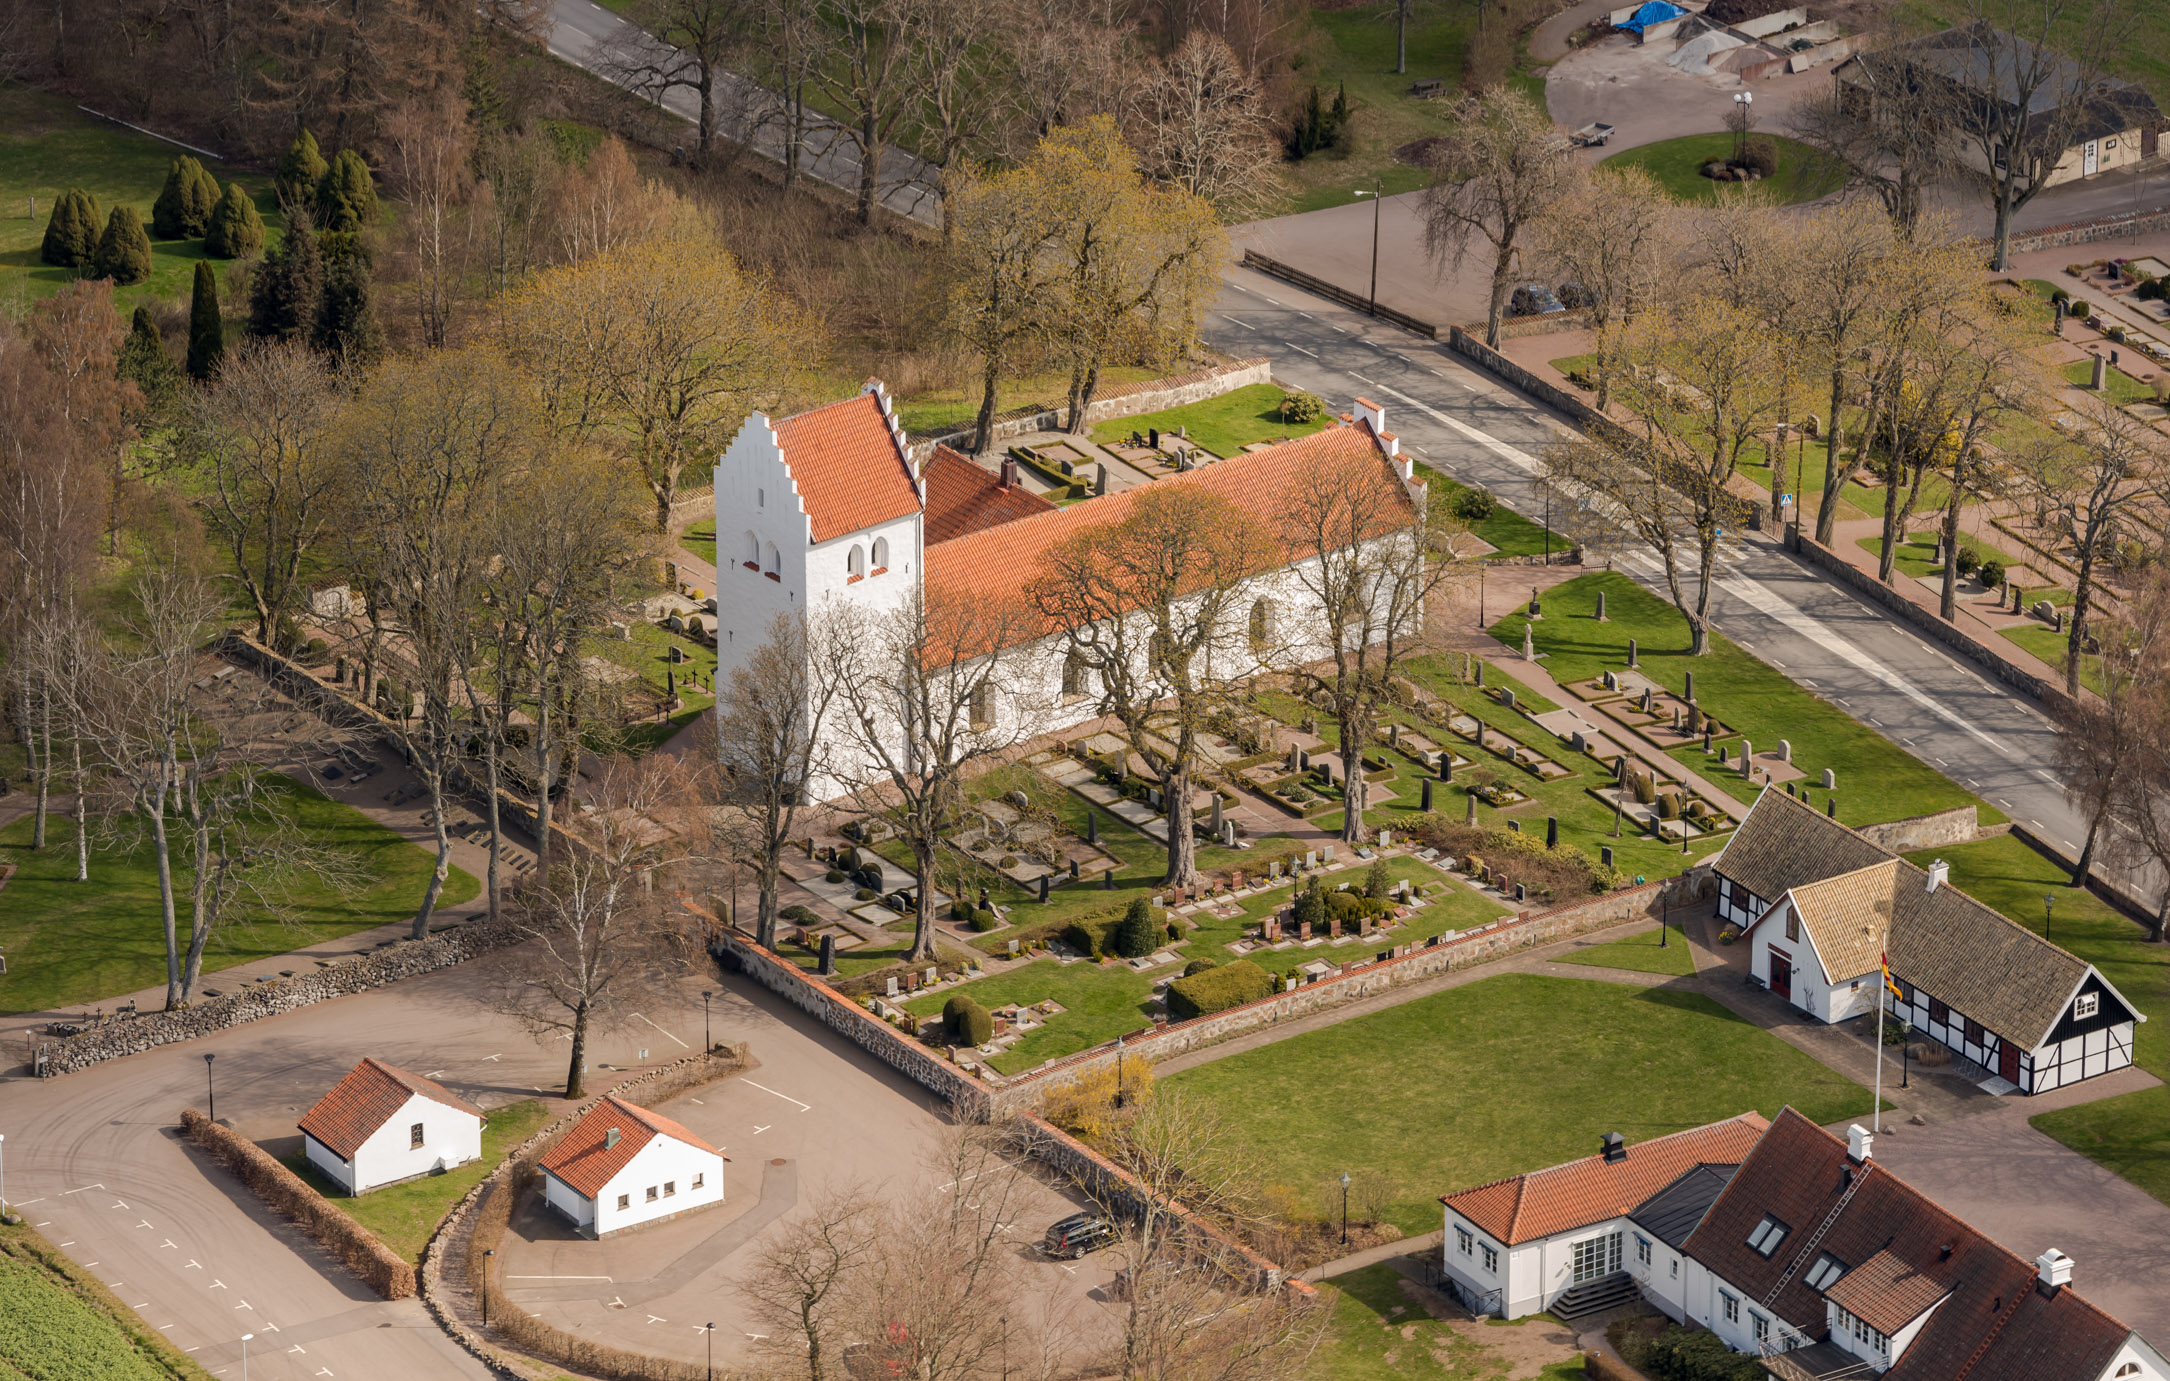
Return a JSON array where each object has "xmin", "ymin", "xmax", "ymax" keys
[
  {"xmin": 1480, "ymin": 1242, "xmax": 1498, "ymax": 1273},
  {"xmin": 2077, "ymin": 991, "xmax": 2101, "ymax": 1019},
  {"xmin": 1635, "ymin": 1234, "xmax": 1652, "ymax": 1267},
  {"xmin": 1805, "ymin": 1254, "xmax": 1844, "ymax": 1291},
  {"xmin": 1722, "ymin": 1291, "xmax": 1740, "ymax": 1324},
  {"xmin": 1455, "ymin": 1226, "xmax": 1474, "ymax": 1257}
]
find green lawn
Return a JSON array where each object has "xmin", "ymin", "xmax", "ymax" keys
[
  {"xmin": 1856, "ymin": 529, "xmax": 2012, "ymax": 584},
  {"xmin": 1088, "ymin": 383, "xmax": 1330, "ymax": 459},
  {"xmin": 586, "ymin": 619, "xmax": 717, "ymax": 755},
  {"xmin": 678, "ymin": 522, "xmax": 717, "ymax": 568},
  {"xmin": 894, "ymin": 365, "xmax": 1162, "ymax": 440},
  {"xmin": 0, "ymin": 781, "xmax": 479, "ymax": 1016},
  {"xmin": 0, "ymin": 1225, "xmax": 211, "ymax": 1380},
  {"xmin": 1489, "ymin": 571, "xmax": 2000, "ymax": 828},
  {"xmin": 1315, "ymin": 1264, "xmax": 1584, "ymax": 1381},
  {"xmin": 1908, "ymin": 833, "xmax": 2170, "ymax": 1210},
  {"xmin": 1165, "ymin": 973, "xmax": 1878, "ymax": 1231},
  {"xmin": 1554, "ymin": 924, "xmax": 1696, "ymax": 976},
  {"xmin": 2061, "ymin": 357, "xmax": 2158, "ymax": 405},
  {"xmin": 1899, "ymin": 0, "xmax": 2170, "ymax": 110},
  {"xmin": 2000, "ymin": 622, "xmax": 2104, "ymax": 695},
  {"xmin": 283, "ymin": 1099, "xmax": 551, "ymax": 1263},
  {"xmin": 1416, "ymin": 463, "xmax": 1565, "ymax": 558},
  {"xmin": 0, "ymin": 81, "xmax": 288, "ymax": 317},
  {"xmin": 1600, "ymin": 133, "xmax": 1845, "ymax": 207}
]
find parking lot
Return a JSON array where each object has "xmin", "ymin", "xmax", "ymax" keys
[{"xmin": 0, "ymin": 945, "xmax": 1122, "ymax": 1378}]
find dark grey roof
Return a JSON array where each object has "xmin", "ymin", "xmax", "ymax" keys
[
  {"xmin": 1630, "ymin": 1162, "xmax": 1739, "ymax": 1249},
  {"xmin": 1711, "ymin": 788, "xmax": 1890, "ymax": 903},
  {"xmin": 1844, "ymin": 24, "xmax": 2162, "ymax": 148}
]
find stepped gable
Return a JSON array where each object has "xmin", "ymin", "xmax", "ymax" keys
[{"xmin": 769, "ymin": 386, "xmax": 921, "ymax": 543}]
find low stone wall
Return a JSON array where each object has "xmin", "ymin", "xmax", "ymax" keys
[
  {"xmin": 1240, "ymin": 250, "xmax": 1442, "ymax": 338},
  {"xmin": 2011, "ymin": 205, "xmax": 2170, "ymax": 255},
  {"xmin": 1790, "ymin": 536, "xmax": 2079, "ymax": 715},
  {"xmin": 1858, "ymin": 805, "xmax": 1981, "ymax": 855},
  {"xmin": 34, "ymin": 914, "xmax": 529, "ymax": 1077},
  {"xmin": 907, "ymin": 357, "xmax": 1272, "ymax": 459},
  {"xmin": 990, "ymin": 880, "xmax": 1663, "ymax": 1110},
  {"xmin": 710, "ymin": 929, "xmax": 996, "ymax": 1120}
]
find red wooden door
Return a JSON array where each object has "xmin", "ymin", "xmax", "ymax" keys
[
  {"xmin": 1998, "ymin": 1041, "xmax": 2021, "ymax": 1084},
  {"xmin": 1769, "ymin": 950, "xmax": 1792, "ymax": 1000}
]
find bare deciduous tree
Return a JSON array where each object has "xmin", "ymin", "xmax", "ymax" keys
[
  {"xmin": 716, "ymin": 610, "xmax": 839, "ymax": 950},
  {"xmin": 942, "ymin": 161, "xmax": 1060, "ymax": 453},
  {"xmin": 601, "ymin": 0, "xmax": 743, "ymax": 166},
  {"xmin": 1134, "ymin": 32, "xmax": 1282, "ymax": 221},
  {"xmin": 737, "ymin": 1186, "xmax": 881, "ymax": 1381},
  {"xmin": 1419, "ymin": 85, "xmax": 1575, "ymax": 348},
  {"xmin": 808, "ymin": 0, "xmax": 922, "ymax": 226},
  {"xmin": 1533, "ymin": 164, "xmax": 1677, "ymax": 410},
  {"xmin": 383, "ymin": 91, "xmax": 474, "ymax": 349},
  {"xmin": 1787, "ymin": 36, "xmax": 1951, "ymax": 238}
]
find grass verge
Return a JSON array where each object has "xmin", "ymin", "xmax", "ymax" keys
[
  {"xmin": 1087, "ymin": 383, "xmax": 1329, "ymax": 458},
  {"xmin": 1599, "ymin": 132, "xmax": 1844, "ymax": 206},
  {"xmin": 1314, "ymin": 1263, "xmax": 1584, "ymax": 1380},
  {"xmin": 1554, "ymin": 925, "xmax": 1696, "ymax": 976},
  {"xmin": 0, "ymin": 1222, "xmax": 213, "ymax": 1379}
]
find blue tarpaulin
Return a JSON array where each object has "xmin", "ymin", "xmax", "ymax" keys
[{"xmin": 1618, "ymin": 1, "xmax": 1684, "ymax": 32}]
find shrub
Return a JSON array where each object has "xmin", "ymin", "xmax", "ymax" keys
[
  {"xmin": 92, "ymin": 205, "xmax": 154, "ymax": 285},
  {"xmin": 187, "ymin": 261, "xmax": 224, "ymax": 380},
  {"xmin": 1291, "ymin": 878, "xmax": 1326, "ymax": 930},
  {"xmin": 203, "ymin": 181, "xmax": 266, "ymax": 258},
  {"xmin": 969, "ymin": 907, "xmax": 1001, "ymax": 932},
  {"xmin": 1954, "ymin": 546, "xmax": 1979, "ymax": 576},
  {"xmin": 2140, "ymin": 278, "xmax": 2168, "ymax": 302},
  {"xmin": 1657, "ymin": 793, "xmax": 1681, "ymax": 820},
  {"xmin": 152, "ymin": 154, "xmax": 220, "ymax": 239},
  {"xmin": 1325, "ymin": 889, "xmax": 1366, "ymax": 923},
  {"xmin": 854, "ymin": 887, "xmax": 878, "ymax": 901},
  {"xmin": 117, "ymin": 305, "xmax": 178, "ymax": 407},
  {"xmin": 1623, "ymin": 1322, "xmax": 1769, "ymax": 1381},
  {"xmin": 1166, "ymin": 921, "xmax": 1182, "ymax": 943},
  {"xmin": 316, "ymin": 148, "xmax": 380, "ymax": 233},
  {"xmin": 304, "ymin": 638, "xmax": 329, "ymax": 661},
  {"xmin": 998, "ymin": 855, "xmax": 1018, "ymax": 869},
  {"xmin": 686, "ymin": 616, "xmax": 705, "ymax": 637},
  {"xmin": 274, "ymin": 615, "xmax": 305, "ymax": 653},
  {"xmin": 40, "ymin": 188, "xmax": 101, "ymax": 268},
  {"xmin": 840, "ymin": 846, "xmax": 863, "ymax": 869},
  {"xmin": 1113, "ymin": 897, "xmax": 1159, "ymax": 959},
  {"xmin": 825, "ymin": 869, "xmax": 846, "ymax": 883},
  {"xmin": 1280, "ymin": 389, "xmax": 1326, "ymax": 423},
  {"xmin": 1284, "ymin": 83, "xmax": 1349, "ymax": 160},
  {"xmin": 855, "ymin": 863, "xmax": 884, "ymax": 891},
  {"xmin": 1166, "ymin": 959, "xmax": 1274, "ymax": 1021},
  {"xmin": 1183, "ymin": 957, "xmax": 1218, "ymax": 977},
  {"xmin": 1064, "ymin": 914, "xmax": 1121, "ymax": 958},
  {"xmin": 1454, "ymin": 486, "xmax": 1496, "ymax": 521},
  {"xmin": 1978, "ymin": 558, "xmax": 2006, "ymax": 589},
  {"xmin": 1631, "ymin": 771, "xmax": 1658, "ymax": 805},
  {"xmin": 1737, "ymin": 135, "xmax": 1778, "ymax": 178},
  {"xmin": 944, "ymin": 994, "xmax": 994, "ymax": 1045},
  {"xmin": 780, "ymin": 904, "xmax": 820, "ymax": 924},
  {"xmin": 276, "ymin": 127, "xmax": 328, "ymax": 211},
  {"xmin": 180, "ymin": 1108, "xmax": 415, "ymax": 1298}
]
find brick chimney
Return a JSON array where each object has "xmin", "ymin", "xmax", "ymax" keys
[{"xmin": 1000, "ymin": 456, "xmax": 1019, "ymax": 489}]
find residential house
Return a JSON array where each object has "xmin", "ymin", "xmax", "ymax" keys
[
  {"xmin": 711, "ymin": 382, "xmax": 1428, "ymax": 802},
  {"xmin": 1442, "ymin": 1108, "xmax": 2168, "ymax": 1379},
  {"xmin": 1438, "ymin": 1113, "xmax": 1772, "ymax": 1320},
  {"xmin": 1713, "ymin": 788, "xmax": 2141, "ymax": 1094},
  {"xmin": 297, "ymin": 1057, "xmax": 486, "ymax": 1195},
  {"xmin": 538, "ymin": 1094, "xmax": 727, "ymax": 1238},
  {"xmin": 1836, "ymin": 24, "xmax": 2164, "ymax": 184}
]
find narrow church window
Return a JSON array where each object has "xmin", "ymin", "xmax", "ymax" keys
[
  {"xmin": 1249, "ymin": 599, "xmax": 1271, "ymax": 652},
  {"xmin": 970, "ymin": 683, "xmax": 993, "ymax": 730},
  {"xmin": 746, "ymin": 532, "xmax": 761, "ymax": 569},
  {"xmin": 847, "ymin": 545, "xmax": 866, "ymax": 581},
  {"xmin": 1062, "ymin": 650, "xmax": 1087, "ymax": 700},
  {"xmin": 765, "ymin": 542, "xmax": 781, "ymax": 579},
  {"xmin": 872, "ymin": 536, "xmax": 890, "ymax": 572}
]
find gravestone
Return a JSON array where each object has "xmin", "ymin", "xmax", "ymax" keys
[
  {"xmin": 1571, "ymin": 730, "xmax": 1588, "ymax": 752},
  {"xmin": 1087, "ymin": 812, "xmax": 1098, "ymax": 845},
  {"xmin": 668, "ymin": 643, "xmax": 686, "ymax": 663},
  {"xmin": 1545, "ymin": 816, "xmax": 1559, "ymax": 849},
  {"xmin": 1822, "ymin": 767, "xmax": 1836, "ymax": 790},
  {"xmin": 1475, "ymin": 660, "xmax": 1485, "ymax": 687},
  {"xmin": 1641, "ymin": 687, "xmax": 1656, "ymax": 714},
  {"xmin": 1718, "ymin": 745, "xmax": 1729, "ymax": 764},
  {"xmin": 1603, "ymin": 671, "xmax": 1618, "ymax": 692},
  {"xmin": 1011, "ymin": 790, "xmax": 1029, "ymax": 809},
  {"xmin": 1529, "ymin": 588, "xmax": 1543, "ymax": 619},
  {"xmin": 1778, "ymin": 739, "xmax": 1792, "ymax": 763},
  {"xmin": 1739, "ymin": 740, "xmax": 1753, "ymax": 777},
  {"xmin": 1684, "ymin": 670, "xmax": 1695, "ymax": 702},
  {"xmin": 1104, "ymin": 868, "xmax": 1116, "ymax": 889},
  {"xmin": 1826, "ymin": 797, "xmax": 1837, "ymax": 818},
  {"xmin": 2093, "ymin": 353, "xmax": 2109, "ymax": 390},
  {"xmin": 1507, "ymin": 819, "xmax": 1521, "ymax": 833},
  {"xmin": 1514, "ymin": 882, "xmax": 1527, "ymax": 902},
  {"xmin": 1379, "ymin": 829, "xmax": 1392, "ymax": 848},
  {"xmin": 1038, "ymin": 874, "xmax": 1051, "ymax": 903},
  {"xmin": 1595, "ymin": 590, "xmax": 1608, "ymax": 622},
  {"xmin": 1389, "ymin": 722, "xmax": 1403, "ymax": 748},
  {"xmin": 1286, "ymin": 744, "xmax": 1301, "ymax": 772},
  {"xmin": 1298, "ymin": 920, "xmax": 1313, "ymax": 940},
  {"xmin": 1008, "ymin": 938, "xmax": 1020, "ymax": 955},
  {"xmin": 1210, "ymin": 794, "xmax": 1224, "ymax": 833},
  {"xmin": 1298, "ymin": 747, "xmax": 1311, "ymax": 772},
  {"xmin": 887, "ymin": 976, "xmax": 900, "ymax": 997},
  {"xmin": 1263, "ymin": 915, "xmax": 1281, "ymax": 940},
  {"xmin": 905, "ymin": 971, "xmax": 921, "ymax": 992},
  {"xmin": 1422, "ymin": 778, "xmax": 1436, "ymax": 811},
  {"xmin": 1223, "ymin": 821, "xmax": 1238, "ymax": 847},
  {"xmin": 1522, "ymin": 626, "xmax": 1536, "ymax": 662},
  {"xmin": 1305, "ymin": 850, "xmax": 1318, "ymax": 869},
  {"xmin": 1601, "ymin": 845, "xmax": 1614, "ymax": 869},
  {"xmin": 1070, "ymin": 858, "xmax": 1080, "ymax": 879},
  {"xmin": 1628, "ymin": 637, "xmax": 1639, "ymax": 668},
  {"xmin": 1323, "ymin": 845, "xmax": 1337, "ymax": 862},
  {"xmin": 818, "ymin": 934, "xmax": 837, "ymax": 976},
  {"xmin": 1501, "ymin": 687, "xmax": 1517, "ymax": 709},
  {"xmin": 1465, "ymin": 794, "xmax": 1477, "ymax": 823},
  {"xmin": 924, "ymin": 966, "xmax": 938, "ymax": 986},
  {"xmin": 1269, "ymin": 859, "xmax": 1282, "ymax": 878},
  {"xmin": 1702, "ymin": 726, "xmax": 1714, "ymax": 753}
]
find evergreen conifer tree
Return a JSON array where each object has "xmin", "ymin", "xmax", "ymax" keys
[
  {"xmin": 314, "ymin": 232, "xmax": 382, "ymax": 365},
  {"xmin": 92, "ymin": 205, "xmax": 154, "ymax": 285},
  {"xmin": 188, "ymin": 261, "xmax": 225, "ymax": 380},
  {"xmin": 248, "ymin": 201, "xmax": 321, "ymax": 341},
  {"xmin": 118, "ymin": 304, "xmax": 181, "ymax": 406},
  {"xmin": 1114, "ymin": 897, "xmax": 1158, "ymax": 959},
  {"xmin": 152, "ymin": 156, "xmax": 219, "ymax": 238},
  {"xmin": 315, "ymin": 149, "xmax": 380, "ymax": 234},
  {"xmin": 39, "ymin": 188, "xmax": 102, "ymax": 268},
  {"xmin": 275, "ymin": 128, "xmax": 328, "ymax": 212},
  {"xmin": 203, "ymin": 181, "xmax": 266, "ymax": 258}
]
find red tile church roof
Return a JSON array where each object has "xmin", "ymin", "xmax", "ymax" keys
[
  {"xmin": 771, "ymin": 387, "xmax": 920, "ymax": 544},
  {"xmin": 921, "ymin": 446, "xmax": 1057, "ymax": 544}
]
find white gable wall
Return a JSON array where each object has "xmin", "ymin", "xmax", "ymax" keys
[
  {"xmin": 1748, "ymin": 897, "xmax": 1840, "ymax": 1022},
  {"xmin": 2095, "ymin": 1333, "xmax": 2170, "ymax": 1381},
  {"xmin": 1627, "ymin": 1226, "xmax": 1688, "ymax": 1322},
  {"xmin": 593, "ymin": 1134, "xmax": 726, "ymax": 1237},
  {"xmin": 308, "ymin": 1092, "xmax": 482, "ymax": 1195}
]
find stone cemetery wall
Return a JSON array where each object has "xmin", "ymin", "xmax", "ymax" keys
[
  {"xmin": 987, "ymin": 880, "xmax": 1665, "ymax": 1115},
  {"xmin": 2011, "ymin": 205, "xmax": 2170, "ymax": 254},
  {"xmin": 1238, "ymin": 251, "xmax": 1443, "ymax": 338},
  {"xmin": 710, "ymin": 930, "xmax": 996, "ymax": 1121},
  {"xmin": 907, "ymin": 357, "xmax": 1272, "ymax": 460},
  {"xmin": 1857, "ymin": 805, "xmax": 1983, "ymax": 855},
  {"xmin": 2010, "ymin": 822, "xmax": 2164, "ymax": 935},
  {"xmin": 33, "ymin": 914, "xmax": 529, "ymax": 1077}
]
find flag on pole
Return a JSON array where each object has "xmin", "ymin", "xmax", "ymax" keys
[{"xmin": 1882, "ymin": 950, "xmax": 1902, "ymax": 1001}]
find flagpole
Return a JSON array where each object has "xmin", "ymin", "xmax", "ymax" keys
[{"xmin": 1873, "ymin": 935, "xmax": 1886, "ymax": 1135}]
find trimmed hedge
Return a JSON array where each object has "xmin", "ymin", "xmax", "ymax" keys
[
  {"xmin": 180, "ymin": 1107, "xmax": 415, "ymax": 1299},
  {"xmin": 945, "ymin": 994, "xmax": 994, "ymax": 1045},
  {"xmin": 1166, "ymin": 959, "xmax": 1274, "ymax": 1022},
  {"xmin": 1063, "ymin": 914, "xmax": 1121, "ymax": 958}
]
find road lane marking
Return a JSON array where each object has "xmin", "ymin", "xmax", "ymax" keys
[
  {"xmin": 1286, "ymin": 343, "xmax": 1316, "ymax": 357},
  {"xmin": 12, "ymin": 1198, "xmax": 44, "ymax": 1207},
  {"xmin": 508, "ymin": 1274, "xmax": 615, "ymax": 1280},
  {"xmin": 1262, "ymin": 295, "xmax": 1281, "ymax": 305},
  {"xmin": 753, "ymin": 1124, "xmax": 772, "ymax": 1134},
  {"xmin": 210, "ymin": 1279, "xmax": 227, "ymax": 1289},
  {"xmin": 634, "ymin": 1012, "xmax": 690, "ymax": 1049},
  {"xmin": 742, "ymin": 1080, "xmax": 811, "ymax": 1111},
  {"xmin": 1219, "ymin": 314, "xmax": 1255, "ymax": 330},
  {"xmin": 186, "ymin": 1260, "xmax": 201, "ymax": 1270},
  {"xmin": 483, "ymin": 1053, "xmax": 502, "ymax": 1062},
  {"xmin": 1368, "ymin": 381, "xmax": 1545, "ymax": 474}
]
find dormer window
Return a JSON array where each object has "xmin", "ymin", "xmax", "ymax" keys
[
  {"xmin": 1747, "ymin": 1215, "xmax": 1790, "ymax": 1257},
  {"xmin": 2077, "ymin": 991, "xmax": 2101, "ymax": 1019},
  {"xmin": 1805, "ymin": 1253, "xmax": 1845, "ymax": 1291}
]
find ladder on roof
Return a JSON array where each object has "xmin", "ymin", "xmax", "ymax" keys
[{"xmin": 1763, "ymin": 1163, "xmax": 1871, "ymax": 1308}]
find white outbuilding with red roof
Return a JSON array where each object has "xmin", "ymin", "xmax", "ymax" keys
[
  {"xmin": 297, "ymin": 1057, "xmax": 487, "ymax": 1195},
  {"xmin": 538, "ymin": 1094, "xmax": 728, "ymax": 1238}
]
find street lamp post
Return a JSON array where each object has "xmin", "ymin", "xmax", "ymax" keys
[
  {"xmin": 1340, "ymin": 1172, "xmax": 1352, "ymax": 1245},
  {"xmin": 1731, "ymin": 91, "xmax": 1754, "ymax": 164},
  {"xmin": 482, "ymin": 1249, "xmax": 495, "ymax": 1327},
  {"xmin": 1543, "ymin": 488, "xmax": 1551, "ymax": 566},
  {"xmin": 1660, "ymin": 890, "xmax": 1670, "ymax": 948},
  {"xmin": 701, "ymin": 990, "xmax": 713, "ymax": 1053},
  {"xmin": 1001, "ymin": 1313, "xmax": 1011, "ymax": 1381},
  {"xmin": 1, "ymin": 1133, "xmax": 8, "ymax": 1220},
  {"xmin": 2043, "ymin": 894, "xmax": 2055, "ymax": 941},
  {"xmin": 203, "ymin": 1053, "xmax": 216, "ymax": 1124},
  {"xmin": 704, "ymin": 1321, "xmax": 716, "ymax": 1381},
  {"xmin": 1478, "ymin": 562, "xmax": 1487, "ymax": 628},
  {"xmin": 241, "ymin": 1333, "xmax": 254, "ymax": 1381},
  {"xmin": 1115, "ymin": 1033, "xmax": 1127, "ymax": 1109},
  {"xmin": 1353, "ymin": 178, "xmax": 1383, "ymax": 316}
]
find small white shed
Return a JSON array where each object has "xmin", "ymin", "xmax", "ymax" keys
[
  {"xmin": 297, "ymin": 1058, "xmax": 486, "ymax": 1195},
  {"xmin": 538, "ymin": 1094, "xmax": 728, "ymax": 1239}
]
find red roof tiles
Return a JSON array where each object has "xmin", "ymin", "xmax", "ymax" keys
[
  {"xmin": 538, "ymin": 1094, "xmax": 726, "ymax": 1202},
  {"xmin": 921, "ymin": 446, "xmax": 1057, "ymax": 544},
  {"xmin": 297, "ymin": 1058, "xmax": 484, "ymax": 1160},
  {"xmin": 771, "ymin": 387, "xmax": 921, "ymax": 544},
  {"xmin": 1440, "ymin": 1113, "xmax": 1770, "ymax": 1246}
]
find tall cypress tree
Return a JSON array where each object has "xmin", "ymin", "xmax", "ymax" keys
[
  {"xmin": 203, "ymin": 181, "xmax": 266, "ymax": 258},
  {"xmin": 275, "ymin": 127, "xmax": 328, "ymax": 213},
  {"xmin": 39, "ymin": 188, "xmax": 101, "ymax": 268},
  {"xmin": 152, "ymin": 155, "xmax": 218, "ymax": 238},
  {"xmin": 119, "ymin": 304, "xmax": 181, "ymax": 406},
  {"xmin": 248, "ymin": 201, "xmax": 321, "ymax": 341},
  {"xmin": 314, "ymin": 232, "xmax": 382, "ymax": 365},
  {"xmin": 315, "ymin": 149, "xmax": 381, "ymax": 234},
  {"xmin": 92, "ymin": 205, "xmax": 154, "ymax": 285},
  {"xmin": 188, "ymin": 261, "xmax": 225, "ymax": 380}
]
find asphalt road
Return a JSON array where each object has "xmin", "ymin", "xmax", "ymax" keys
[
  {"xmin": 546, "ymin": 0, "xmax": 942, "ymax": 226},
  {"xmin": 1203, "ymin": 263, "xmax": 2098, "ymax": 861}
]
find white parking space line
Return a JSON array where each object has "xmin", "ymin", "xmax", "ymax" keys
[
  {"xmin": 634, "ymin": 1012, "xmax": 690, "ymax": 1049},
  {"xmin": 742, "ymin": 1080, "xmax": 812, "ymax": 1112}
]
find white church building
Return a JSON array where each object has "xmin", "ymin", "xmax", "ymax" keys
[{"xmin": 710, "ymin": 381, "xmax": 1429, "ymax": 801}]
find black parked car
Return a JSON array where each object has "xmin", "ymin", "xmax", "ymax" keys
[{"xmin": 1043, "ymin": 1212, "xmax": 1119, "ymax": 1259}]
